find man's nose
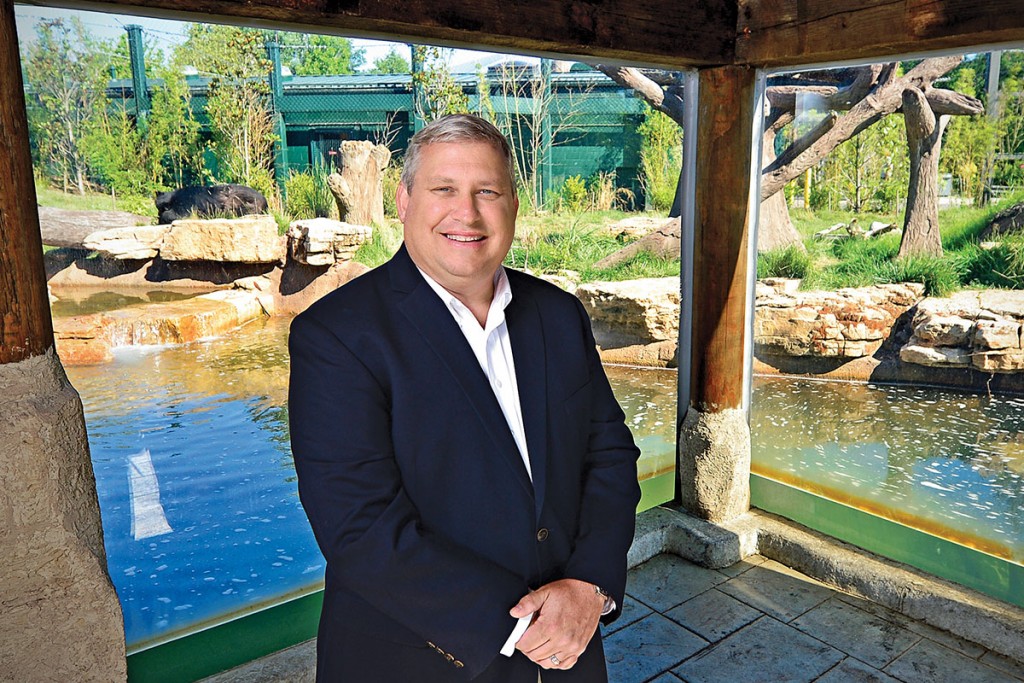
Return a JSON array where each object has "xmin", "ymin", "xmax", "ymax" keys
[{"xmin": 451, "ymin": 194, "xmax": 481, "ymax": 224}]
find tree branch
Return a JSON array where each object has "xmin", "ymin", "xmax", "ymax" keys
[
  {"xmin": 592, "ymin": 63, "xmax": 686, "ymax": 126},
  {"xmin": 760, "ymin": 55, "xmax": 962, "ymax": 200}
]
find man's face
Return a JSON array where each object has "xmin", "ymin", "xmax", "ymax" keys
[{"xmin": 397, "ymin": 141, "xmax": 518, "ymax": 296}]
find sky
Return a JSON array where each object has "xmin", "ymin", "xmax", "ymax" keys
[{"xmin": 13, "ymin": 5, "xmax": 515, "ymax": 73}]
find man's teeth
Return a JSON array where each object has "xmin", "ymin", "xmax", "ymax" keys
[{"xmin": 445, "ymin": 234, "xmax": 484, "ymax": 242}]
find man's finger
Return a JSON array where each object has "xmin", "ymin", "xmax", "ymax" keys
[{"xmin": 509, "ymin": 590, "xmax": 545, "ymax": 618}]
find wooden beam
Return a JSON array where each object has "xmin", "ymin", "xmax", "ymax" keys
[
  {"xmin": 23, "ymin": 0, "xmax": 735, "ymax": 68},
  {"xmin": 738, "ymin": 0, "xmax": 1024, "ymax": 68},
  {"xmin": 690, "ymin": 65, "xmax": 756, "ymax": 412},
  {"xmin": 0, "ymin": 0, "xmax": 53, "ymax": 363}
]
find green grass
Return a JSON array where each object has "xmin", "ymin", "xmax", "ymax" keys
[
  {"xmin": 354, "ymin": 220, "xmax": 405, "ymax": 268},
  {"xmin": 776, "ymin": 197, "xmax": 1024, "ymax": 295},
  {"xmin": 34, "ymin": 181, "xmax": 156, "ymax": 217},
  {"xmin": 758, "ymin": 245, "xmax": 812, "ymax": 279}
]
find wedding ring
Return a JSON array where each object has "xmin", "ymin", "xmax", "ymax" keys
[{"xmin": 550, "ymin": 655, "xmax": 561, "ymax": 666}]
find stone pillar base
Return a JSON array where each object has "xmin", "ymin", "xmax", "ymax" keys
[
  {"xmin": 0, "ymin": 349, "xmax": 126, "ymax": 681},
  {"xmin": 677, "ymin": 406, "xmax": 751, "ymax": 523}
]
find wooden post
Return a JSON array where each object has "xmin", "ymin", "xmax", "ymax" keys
[
  {"xmin": 691, "ymin": 65, "xmax": 756, "ymax": 412},
  {"xmin": 0, "ymin": 0, "xmax": 54, "ymax": 363},
  {"xmin": 678, "ymin": 65, "xmax": 757, "ymax": 522}
]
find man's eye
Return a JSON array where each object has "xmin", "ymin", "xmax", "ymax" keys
[
  {"xmin": 433, "ymin": 186, "xmax": 452, "ymax": 193},
  {"xmin": 478, "ymin": 189, "xmax": 498, "ymax": 196}
]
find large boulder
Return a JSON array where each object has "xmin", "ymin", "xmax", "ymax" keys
[
  {"xmin": 755, "ymin": 281, "xmax": 924, "ymax": 358},
  {"xmin": 900, "ymin": 291, "xmax": 1024, "ymax": 373},
  {"xmin": 83, "ymin": 225, "xmax": 171, "ymax": 260},
  {"xmin": 575, "ymin": 278, "xmax": 680, "ymax": 349},
  {"xmin": 287, "ymin": 218, "xmax": 372, "ymax": 266},
  {"xmin": 160, "ymin": 215, "xmax": 285, "ymax": 263}
]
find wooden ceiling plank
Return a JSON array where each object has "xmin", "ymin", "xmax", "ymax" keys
[
  {"xmin": 738, "ymin": 0, "xmax": 1024, "ymax": 68},
  {"xmin": 19, "ymin": 0, "xmax": 736, "ymax": 68}
]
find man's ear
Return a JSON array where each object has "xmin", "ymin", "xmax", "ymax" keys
[{"xmin": 396, "ymin": 183, "xmax": 409, "ymax": 222}]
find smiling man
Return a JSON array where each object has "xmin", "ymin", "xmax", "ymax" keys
[{"xmin": 288, "ymin": 114, "xmax": 640, "ymax": 682}]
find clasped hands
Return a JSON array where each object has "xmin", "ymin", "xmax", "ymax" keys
[{"xmin": 509, "ymin": 578, "xmax": 605, "ymax": 670}]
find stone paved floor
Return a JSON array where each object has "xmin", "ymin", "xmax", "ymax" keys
[{"xmin": 604, "ymin": 554, "xmax": 1024, "ymax": 683}]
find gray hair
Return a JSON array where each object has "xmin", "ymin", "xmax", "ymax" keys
[{"xmin": 400, "ymin": 114, "xmax": 516, "ymax": 190}]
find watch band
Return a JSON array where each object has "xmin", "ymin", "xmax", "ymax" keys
[{"xmin": 594, "ymin": 585, "xmax": 615, "ymax": 616}]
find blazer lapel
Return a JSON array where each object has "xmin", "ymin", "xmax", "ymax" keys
[
  {"xmin": 389, "ymin": 247, "xmax": 534, "ymax": 497},
  {"xmin": 505, "ymin": 280, "xmax": 548, "ymax": 521}
]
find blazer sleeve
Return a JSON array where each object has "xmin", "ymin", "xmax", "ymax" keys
[
  {"xmin": 288, "ymin": 313, "xmax": 527, "ymax": 679},
  {"xmin": 562, "ymin": 297, "xmax": 642, "ymax": 621}
]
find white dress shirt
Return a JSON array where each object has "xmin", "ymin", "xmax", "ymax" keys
[{"xmin": 416, "ymin": 267, "xmax": 535, "ymax": 656}]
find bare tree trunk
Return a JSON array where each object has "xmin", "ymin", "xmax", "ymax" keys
[
  {"xmin": 758, "ymin": 129, "xmax": 803, "ymax": 252},
  {"xmin": 898, "ymin": 87, "xmax": 948, "ymax": 259},
  {"xmin": 327, "ymin": 141, "xmax": 393, "ymax": 226}
]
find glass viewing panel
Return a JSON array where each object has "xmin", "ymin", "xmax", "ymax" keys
[
  {"xmin": 65, "ymin": 308, "xmax": 677, "ymax": 648},
  {"xmin": 751, "ymin": 53, "xmax": 1024, "ymax": 576}
]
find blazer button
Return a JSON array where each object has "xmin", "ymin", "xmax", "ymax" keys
[
  {"xmin": 536, "ymin": 528, "xmax": 549, "ymax": 542},
  {"xmin": 454, "ymin": 660, "xmax": 464, "ymax": 668}
]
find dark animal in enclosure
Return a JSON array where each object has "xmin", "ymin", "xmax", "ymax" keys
[{"xmin": 155, "ymin": 185, "xmax": 269, "ymax": 224}]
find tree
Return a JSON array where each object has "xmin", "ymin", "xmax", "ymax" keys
[
  {"xmin": 594, "ymin": 58, "xmax": 982, "ymax": 254},
  {"xmin": 148, "ymin": 59, "xmax": 207, "ymax": 189},
  {"xmin": 412, "ymin": 45, "xmax": 469, "ymax": 122},
  {"xmin": 816, "ymin": 115, "xmax": 909, "ymax": 213},
  {"xmin": 22, "ymin": 18, "xmax": 109, "ymax": 194},
  {"xmin": 638, "ymin": 105, "xmax": 682, "ymax": 212},
  {"xmin": 107, "ymin": 33, "xmax": 166, "ymax": 80},
  {"xmin": 371, "ymin": 48, "xmax": 410, "ymax": 75},
  {"xmin": 486, "ymin": 60, "xmax": 596, "ymax": 212},
  {"xmin": 898, "ymin": 88, "xmax": 947, "ymax": 257},
  {"xmin": 177, "ymin": 25, "xmax": 277, "ymax": 195},
  {"xmin": 276, "ymin": 32, "xmax": 364, "ymax": 76},
  {"xmin": 939, "ymin": 64, "xmax": 996, "ymax": 205}
]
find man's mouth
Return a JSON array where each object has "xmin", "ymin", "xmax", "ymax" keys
[{"xmin": 444, "ymin": 234, "xmax": 485, "ymax": 243}]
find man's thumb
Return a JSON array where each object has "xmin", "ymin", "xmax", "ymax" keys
[{"xmin": 509, "ymin": 593, "xmax": 539, "ymax": 618}]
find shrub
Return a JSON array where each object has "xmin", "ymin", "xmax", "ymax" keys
[
  {"xmin": 638, "ymin": 105, "xmax": 682, "ymax": 212},
  {"xmin": 557, "ymin": 175, "xmax": 588, "ymax": 214},
  {"xmin": 285, "ymin": 164, "xmax": 334, "ymax": 219},
  {"xmin": 589, "ymin": 172, "xmax": 635, "ymax": 211}
]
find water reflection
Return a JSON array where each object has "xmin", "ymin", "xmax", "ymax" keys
[{"xmin": 751, "ymin": 379, "xmax": 1024, "ymax": 563}]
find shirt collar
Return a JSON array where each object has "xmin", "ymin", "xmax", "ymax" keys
[{"xmin": 417, "ymin": 266, "xmax": 513, "ymax": 330}]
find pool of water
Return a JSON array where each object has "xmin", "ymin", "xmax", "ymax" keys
[
  {"xmin": 64, "ymin": 314, "xmax": 677, "ymax": 649},
  {"xmin": 63, "ymin": 300, "xmax": 1024, "ymax": 649},
  {"xmin": 751, "ymin": 378, "xmax": 1024, "ymax": 564}
]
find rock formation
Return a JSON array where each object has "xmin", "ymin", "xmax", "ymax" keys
[
  {"xmin": 287, "ymin": 218, "xmax": 373, "ymax": 266},
  {"xmin": 160, "ymin": 215, "xmax": 285, "ymax": 263},
  {"xmin": 900, "ymin": 290, "xmax": 1024, "ymax": 373},
  {"xmin": 755, "ymin": 280, "xmax": 924, "ymax": 358}
]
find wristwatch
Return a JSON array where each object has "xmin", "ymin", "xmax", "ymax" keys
[{"xmin": 594, "ymin": 585, "xmax": 615, "ymax": 616}]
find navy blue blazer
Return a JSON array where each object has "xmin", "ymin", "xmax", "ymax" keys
[{"xmin": 288, "ymin": 245, "xmax": 641, "ymax": 681}]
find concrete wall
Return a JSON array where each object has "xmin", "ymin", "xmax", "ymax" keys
[{"xmin": 0, "ymin": 349, "xmax": 126, "ymax": 681}]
